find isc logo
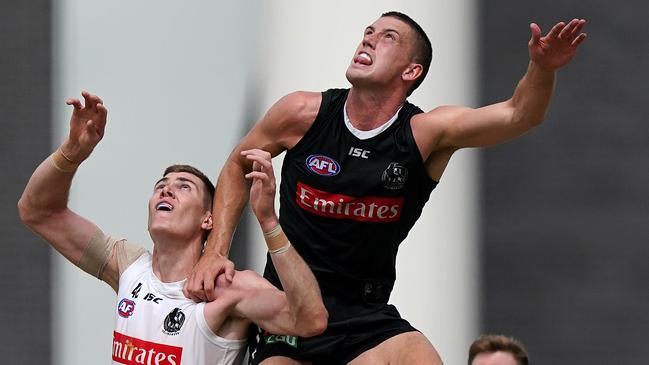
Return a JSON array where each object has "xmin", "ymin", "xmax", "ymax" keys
[
  {"xmin": 306, "ymin": 155, "xmax": 340, "ymax": 176},
  {"xmin": 348, "ymin": 147, "xmax": 370, "ymax": 159}
]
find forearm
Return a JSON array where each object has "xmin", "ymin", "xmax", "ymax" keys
[
  {"xmin": 204, "ymin": 155, "xmax": 251, "ymax": 257},
  {"xmin": 510, "ymin": 61, "xmax": 557, "ymax": 127},
  {"xmin": 265, "ymin": 227, "xmax": 327, "ymax": 336},
  {"xmin": 18, "ymin": 147, "xmax": 79, "ymax": 224}
]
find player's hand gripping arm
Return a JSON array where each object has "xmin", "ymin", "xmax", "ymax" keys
[
  {"xmin": 231, "ymin": 149, "xmax": 328, "ymax": 337},
  {"xmin": 183, "ymin": 91, "xmax": 321, "ymax": 302},
  {"xmin": 419, "ymin": 19, "xmax": 587, "ymax": 153},
  {"xmin": 17, "ymin": 91, "xmax": 119, "ymax": 286}
]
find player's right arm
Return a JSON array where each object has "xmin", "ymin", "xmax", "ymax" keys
[
  {"xmin": 17, "ymin": 91, "xmax": 121, "ymax": 289},
  {"xmin": 184, "ymin": 91, "xmax": 322, "ymax": 302}
]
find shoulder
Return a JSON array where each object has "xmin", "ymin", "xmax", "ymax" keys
[
  {"xmin": 411, "ymin": 105, "xmax": 473, "ymax": 151},
  {"xmin": 260, "ymin": 91, "xmax": 323, "ymax": 150},
  {"xmin": 413, "ymin": 105, "xmax": 471, "ymax": 125},
  {"xmin": 411, "ymin": 105, "xmax": 473, "ymax": 137},
  {"xmin": 272, "ymin": 91, "xmax": 322, "ymax": 122}
]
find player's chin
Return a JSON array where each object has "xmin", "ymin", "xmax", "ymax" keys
[{"xmin": 345, "ymin": 67, "xmax": 371, "ymax": 86}]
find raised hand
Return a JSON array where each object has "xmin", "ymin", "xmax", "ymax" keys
[
  {"xmin": 243, "ymin": 149, "xmax": 278, "ymax": 232},
  {"xmin": 529, "ymin": 19, "xmax": 587, "ymax": 71},
  {"xmin": 62, "ymin": 90, "xmax": 108, "ymax": 162}
]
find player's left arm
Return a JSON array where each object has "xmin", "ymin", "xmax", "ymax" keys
[
  {"xmin": 203, "ymin": 149, "xmax": 327, "ymax": 337},
  {"xmin": 416, "ymin": 19, "xmax": 587, "ymax": 154},
  {"xmin": 227, "ymin": 266, "xmax": 325, "ymax": 337},
  {"xmin": 203, "ymin": 266, "xmax": 325, "ymax": 338},
  {"xmin": 235, "ymin": 149, "xmax": 328, "ymax": 337}
]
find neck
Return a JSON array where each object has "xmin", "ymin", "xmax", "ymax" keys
[
  {"xmin": 347, "ymin": 86, "xmax": 406, "ymax": 131},
  {"xmin": 151, "ymin": 235, "xmax": 203, "ymax": 283}
]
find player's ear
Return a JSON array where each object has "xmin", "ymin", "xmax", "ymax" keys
[
  {"xmin": 402, "ymin": 63, "xmax": 423, "ymax": 82},
  {"xmin": 201, "ymin": 212, "xmax": 213, "ymax": 230}
]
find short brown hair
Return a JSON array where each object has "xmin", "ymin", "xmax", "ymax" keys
[
  {"xmin": 381, "ymin": 11, "xmax": 432, "ymax": 96},
  {"xmin": 468, "ymin": 334, "xmax": 529, "ymax": 365},
  {"xmin": 163, "ymin": 164, "xmax": 215, "ymax": 210}
]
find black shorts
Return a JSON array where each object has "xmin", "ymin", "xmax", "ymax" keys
[{"xmin": 248, "ymin": 304, "xmax": 418, "ymax": 365}]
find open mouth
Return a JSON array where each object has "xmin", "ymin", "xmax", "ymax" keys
[{"xmin": 155, "ymin": 202, "xmax": 174, "ymax": 212}]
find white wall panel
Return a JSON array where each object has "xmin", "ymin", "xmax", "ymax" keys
[{"xmin": 52, "ymin": 2, "xmax": 258, "ymax": 363}]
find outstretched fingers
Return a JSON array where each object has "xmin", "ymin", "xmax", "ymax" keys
[
  {"xmin": 545, "ymin": 21, "xmax": 566, "ymax": 41},
  {"xmin": 559, "ymin": 19, "xmax": 587, "ymax": 43},
  {"xmin": 568, "ymin": 19, "xmax": 586, "ymax": 37},
  {"xmin": 572, "ymin": 33, "xmax": 587, "ymax": 47},
  {"xmin": 559, "ymin": 19, "xmax": 578, "ymax": 39},
  {"xmin": 568, "ymin": 19, "xmax": 587, "ymax": 48}
]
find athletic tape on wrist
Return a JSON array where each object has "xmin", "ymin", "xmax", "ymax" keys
[
  {"xmin": 263, "ymin": 224, "xmax": 289, "ymax": 251},
  {"xmin": 50, "ymin": 148, "xmax": 79, "ymax": 172},
  {"xmin": 269, "ymin": 241, "xmax": 291, "ymax": 255},
  {"xmin": 263, "ymin": 224, "xmax": 282, "ymax": 239}
]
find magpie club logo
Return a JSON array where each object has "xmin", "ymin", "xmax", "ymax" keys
[{"xmin": 163, "ymin": 308, "xmax": 185, "ymax": 335}]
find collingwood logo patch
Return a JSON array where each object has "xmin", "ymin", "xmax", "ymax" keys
[
  {"xmin": 381, "ymin": 162, "xmax": 408, "ymax": 190},
  {"xmin": 163, "ymin": 308, "xmax": 185, "ymax": 335}
]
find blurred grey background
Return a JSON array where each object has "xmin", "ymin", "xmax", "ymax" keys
[
  {"xmin": 481, "ymin": 1, "xmax": 649, "ymax": 363},
  {"xmin": 2, "ymin": 1, "xmax": 647, "ymax": 364}
]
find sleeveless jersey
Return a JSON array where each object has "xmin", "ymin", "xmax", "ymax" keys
[
  {"xmin": 112, "ymin": 252, "xmax": 246, "ymax": 365},
  {"xmin": 270, "ymin": 88, "xmax": 437, "ymax": 301}
]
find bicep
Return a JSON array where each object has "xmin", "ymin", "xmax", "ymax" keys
[
  {"xmin": 28, "ymin": 209, "xmax": 126, "ymax": 292},
  {"xmin": 29, "ymin": 208, "xmax": 102, "ymax": 267}
]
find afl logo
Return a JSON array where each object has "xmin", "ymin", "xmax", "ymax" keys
[
  {"xmin": 306, "ymin": 154, "xmax": 340, "ymax": 176},
  {"xmin": 117, "ymin": 298, "xmax": 136, "ymax": 318}
]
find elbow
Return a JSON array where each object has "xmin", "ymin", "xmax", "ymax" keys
[
  {"xmin": 17, "ymin": 196, "xmax": 52, "ymax": 229},
  {"xmin": 17, "ymin": 196, "xmax": 36, "ymax": 227},
  {"xmin": 510, "ymin": 109, "xmax": 546, "ymax": 132},
  {"xmin": 309, "ymin": 306, "xmax": 329, "ymax": 336},
  {"xmin": 294, "ymin": 306, "xmax": 328, "ymax": 337},
  {"xmin": 509, "ymin": 100, "xmax": 549, "ymax": 130},
  {"xmin": 526, "ymin": 112, "xmax": 547, "ymax": 128},
  {"xmin": 516, "ymin": 117, "xmax": 544, "ymax": 132}
]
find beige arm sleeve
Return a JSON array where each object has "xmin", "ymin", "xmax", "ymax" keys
[{"xmin": 78, "ymin": 230, "xmax": 146, "ymax": 291}]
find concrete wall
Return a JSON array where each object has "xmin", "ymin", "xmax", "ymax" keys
[
  {"xmin": 0, "ymin": 1, "xmax": 52, "ymax": 363},
  {"xmin": 480, "ymin": 1, "xmax": 649, "ymax": 363}
]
